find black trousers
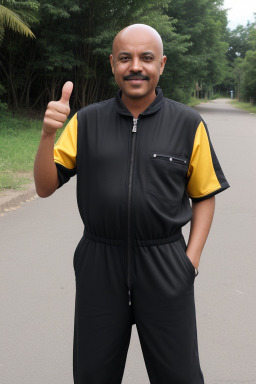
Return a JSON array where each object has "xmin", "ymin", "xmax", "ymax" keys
[{"xmin": 73, "ymin": 235, "xmax": 204, "ymax": 384}]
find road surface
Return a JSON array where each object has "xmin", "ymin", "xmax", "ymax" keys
[{"xmin": 1, "ymin": 99, "xmax": 256, "ymax": 383}]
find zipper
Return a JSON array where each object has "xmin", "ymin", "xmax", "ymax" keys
[
  {"xmin": 127, "ymin": 117, "xmax": 138, "ymax": 306},
  {"xmin": 152, "ymin": 153, "xmax": 187, "ymax": 165}
]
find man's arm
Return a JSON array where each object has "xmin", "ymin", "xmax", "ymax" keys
[
  {"xmin": 34, "ymin": 81, "xmax": 73, "ymax": 198},
  {"xmin": 186, "ymin": 196, "xmax": 215, "ymax": 269}
]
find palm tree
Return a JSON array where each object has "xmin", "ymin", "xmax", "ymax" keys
[{"xmin": 0, "ymin": 0, "xmax": 37, "ymax": 41}]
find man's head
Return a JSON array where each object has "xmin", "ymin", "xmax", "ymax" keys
[{"xmin": 110, "ymin": 24, "xmax": 167, "ymax": 105}]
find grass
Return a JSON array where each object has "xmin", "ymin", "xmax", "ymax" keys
[
  {"xmin": 229, "ymin": 100, "xmax": 256, "ymax": 114},
  {"xmin": 0, "ymin": 111, "xmax": 65, "ymax": 190},
  {"xmin": 188, "ymin": 97, "xmax": 213, "ymax": 108},
  {"xmin": 0, "ymin": 172, "xmax": 32, "ymax": 190},
  {"xmin": 188, "ymin": 98, "xmax": 202, "ymax": 107}
]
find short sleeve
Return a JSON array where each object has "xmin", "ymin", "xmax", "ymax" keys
[
  {"xmin": 54, "ymin": 113, "xmax": 78, "ymax": 188},
  {"xmin": 186, "ymin": 121, "xmax": 230, "ymax": 201}
]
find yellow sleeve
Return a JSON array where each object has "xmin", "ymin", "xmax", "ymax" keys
[
  {"xmin": 187, "ymin": 121, "xmax": 229, "ymax": 200},
  {"xmin": 54, "ymin": 113, "xmax": 78, "ymax": 170}
]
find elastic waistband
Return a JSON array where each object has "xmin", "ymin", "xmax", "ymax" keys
[{"xmin": 83, "ymin": 230, "xmax": 182, "ymax": 247}]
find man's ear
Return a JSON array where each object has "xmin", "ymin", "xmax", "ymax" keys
[
  {"xmin": 110, "ymin": 54, "xmax": 115, "ymax": 75},
  {"xmin": 160, "ymin": 55, "xmax": 167, "ymax": 75}
]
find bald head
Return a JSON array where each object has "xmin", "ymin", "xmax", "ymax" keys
[
  {"xmin": 110, "ymin": 23, "xmax": 167, "ymax": 107},
  {"xmin": 112, "ymin": 24, "xmax": 164, "ymax": 56}
]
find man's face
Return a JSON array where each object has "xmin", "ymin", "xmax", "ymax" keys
[{"xmin": 110, "ymin": 27, "xmax": 166, "ymax": 102}]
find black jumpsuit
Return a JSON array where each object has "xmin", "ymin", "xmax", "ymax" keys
[{"xmin": 54, "ymin": 88, "xmax": 229, "ymax": 384}]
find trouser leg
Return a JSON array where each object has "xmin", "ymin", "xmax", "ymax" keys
[
  {"xmin": 73, "ymin": 239, "xmax": 133, "ymax": 384},
  {"xmin": 133, "ymin": 238, "xmax": 204, "ymax": 384}
]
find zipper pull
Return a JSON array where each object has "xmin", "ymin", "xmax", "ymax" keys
[
  {"xmin": 128, "ymin": 289, "xmax": 131, "ymax": 305},
  {"xmin": 132, "ymin": 118, "xmax": 138, "ymax": 133}
]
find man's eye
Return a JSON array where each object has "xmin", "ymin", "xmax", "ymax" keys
[
  {"xmin": 120, "ymin": 57, "xmax": 130, "ymax": 61},
  {"xmin": 143, "ymin": 56, "xmax": 153, "ymax": 61}
]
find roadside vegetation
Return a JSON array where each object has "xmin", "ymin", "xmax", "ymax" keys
[
  {"xmin": 0, "ymin": 111, "xmax": 64, "ymax": 190},
  {"xmin": 229, "ymin": 100, "xmax": 256, "ymax": 114},
  {"xmin": 222, "ymin": 22, "xmax": 256, "ymax": 104},
  {"xmin": 188, "ymin": 98, "xmax": 210, "ymax": 108}
]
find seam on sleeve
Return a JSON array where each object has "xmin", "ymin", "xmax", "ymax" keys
[
  {"xmin": 188, "ymin": 184, "xmax": 222, "ymax": 199},
  {"xmin": 54, "ymin": 159, "xmax": 76, "ymax": 170}
]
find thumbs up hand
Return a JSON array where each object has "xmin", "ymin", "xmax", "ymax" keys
[{"xmin": 43, "ymin": 81, "xmax": 73, "ymax": 135}]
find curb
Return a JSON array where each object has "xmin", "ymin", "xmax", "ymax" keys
[{"xmin": 0, "ymin": 184, "xmax": 38, "ymax": 217}]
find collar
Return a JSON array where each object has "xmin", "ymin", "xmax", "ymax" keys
[{"xmin": 115, "ymin": 87, "xmax": 164, "ymax": 117}]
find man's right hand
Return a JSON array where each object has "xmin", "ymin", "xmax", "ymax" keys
[
  {"xmin": 43, "ymin": 81, "xmax": 73, "ymax": 135},
  {"xmin": 34, "ymin": 81, "xmax": 73, "ymax": 197}
]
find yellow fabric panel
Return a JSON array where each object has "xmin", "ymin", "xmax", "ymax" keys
[
  {"xmin": 54, "ymin": 113, "xmax": 77, "ymax": 169},
  {"xmin": 187, "ymin": 121, "xmax": 221, "ymax": 198}
]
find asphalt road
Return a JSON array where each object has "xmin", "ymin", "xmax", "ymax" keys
[{"xmin": 1, "ymin": 99, "xmax": 256, "ymax": 384}]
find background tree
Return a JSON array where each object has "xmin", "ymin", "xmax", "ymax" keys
[
  {"xmin": 236, "ymin": 22, "xmax": 256, "ymax": 103},
  {"xmin": 226, "ymin": 24, "xmax": 251, "ymax": 63},
  {"xmin": 0, "ymin": 0, "xmax": 38, "ymax": 41},
  {"xmin": 223, "ymin": 18, "xmax": 256, "ymax": 102},
  {"xmin": 242, "ymin": 50, "xmax": 256, "ymax": 103},
  {"xmin": 0, "ymin": 0, "xmax": 38, "ymax": 109},
  {"xmin": 166, "ymin": 0, "xmax": 228, "ymax": 99},
  {"xmin": 0, "ymin": 0, "xmax": 234, "ymax": 112}
]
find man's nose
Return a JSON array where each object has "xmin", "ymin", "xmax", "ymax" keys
[{"xmin": 130, "ymin": 57, "xmax": 143, "ymax": 72}]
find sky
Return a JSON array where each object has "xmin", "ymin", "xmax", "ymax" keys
[{"xmin": 223, "ymin": 0, "xmax": 255, "ymax": 29}]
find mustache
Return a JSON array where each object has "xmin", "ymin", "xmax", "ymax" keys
[{"xmin": 123, "ymin": 73, "xmax": 150, "ymax": 81}]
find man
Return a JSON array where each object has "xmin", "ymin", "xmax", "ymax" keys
[{"xmin": 34, "ymin": 24, "xmax": 229, "ymax": 383}]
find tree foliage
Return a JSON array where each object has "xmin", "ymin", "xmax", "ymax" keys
[
  {"xmin": 166, "ymin": 0, "xmax": 228, "ymax": 94},
  {"xmin": 225, "ymin": 19, "xmax": 256, "ymax": 102},
  {"xmin": 226, "ymin": 24, "xmax": 251, "ymax": 63},
  {"xmin": 0, "ymin": 0, "xmax": 229, "ymax": 112},
  {"xmin": 0, "ymin": 0, "xmax": 38, "ymax": 41}
]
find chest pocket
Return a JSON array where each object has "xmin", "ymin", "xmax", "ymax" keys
[{"xmin": 146, "ymin": 153, "xmax": 189, "ymax": 203}]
